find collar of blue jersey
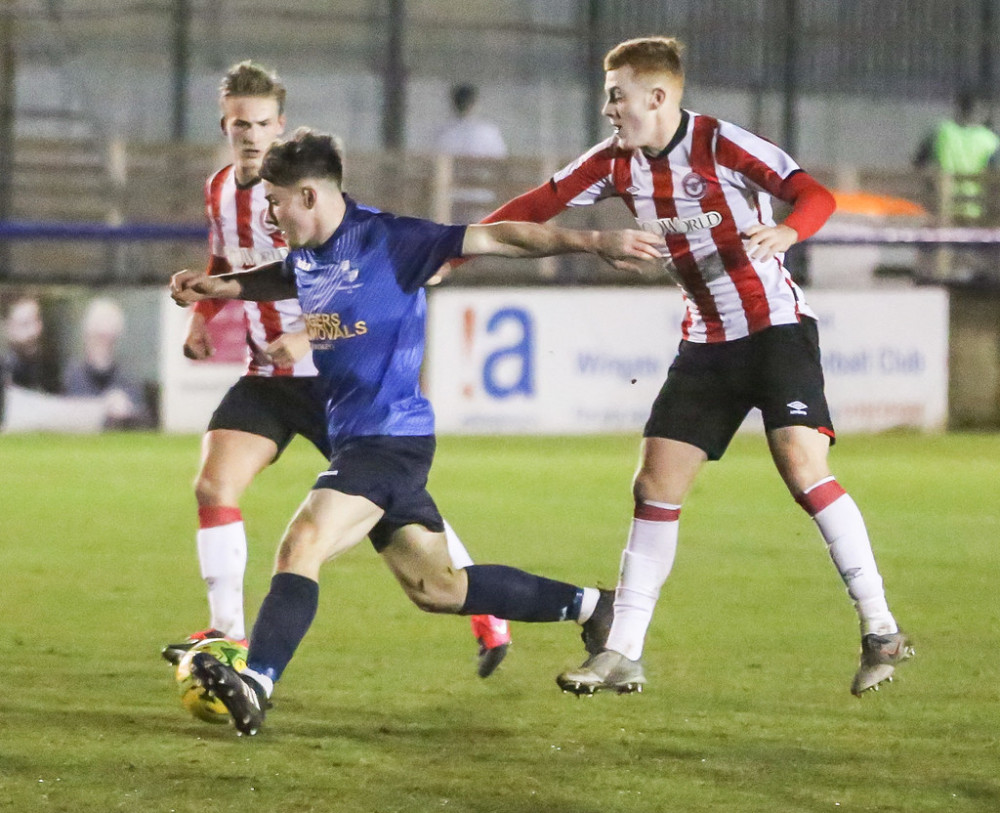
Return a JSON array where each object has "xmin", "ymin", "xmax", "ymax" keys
[
  {"xmin": 341, "ymin": 193, "xmax": 359, "ymax": 218},
  {"xmin": 316, "ymin": 193, "xmax": 360, "ymax": 250},
  {"xmin": 643, "ymin": 109, "xmax": 690, "ymax": 161}
]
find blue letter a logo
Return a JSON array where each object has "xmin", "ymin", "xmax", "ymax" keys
[{"xmin": 482, "ymin": 307, "xmax": 534, "ymax": 399}]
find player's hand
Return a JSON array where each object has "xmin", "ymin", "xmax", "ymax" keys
[
  {"xmin": 426, "ymin": 262, "xmax": 453, "ymax": 287},
  {"xmin": 742, "ymin": 223, "xmax": 798, "ymax": 262},
  {"xmin": 183, "ymin": 311, "xmax": 213, "ymax": 360},
  {"xmin": 170, "ymin": 269, "xmax": 212, "ymax": 306},
  {"xmin": 264, "ymin": 330, "xmax": 311, "ymax": 368},
  {"xmin": 595, "ymin": 229, "xmax": 666, "ymax": 264}
]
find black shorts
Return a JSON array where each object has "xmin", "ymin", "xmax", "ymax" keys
[
  {"xmin": 644, "ymin": 318, "xmax": 835, "ymax": 461},
  {"xmin": 312, "ymin": 435, "xmax": 444, "ymax": 552},
  {"xmin": 208, "ymin": 375, "xmax": 331, "ymax": 459}
]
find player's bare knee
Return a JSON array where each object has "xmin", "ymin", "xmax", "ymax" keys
[
  {"xmin": 193, "ymin": 473, "xmax": 224, "ymax": 506},
  {"xmin": 276, "ymin": 518, "xmax": 323, "ymax": 571},
  {"xmin": 194, "ymin": 470, "xmax": 247, "ymax": 507},
  {"xmin": 773, "ymin": 444, "xmax": 830, "ymax": 494},
  {"xmin": 633, "ymin": 471, "xmax": 675, "ymax": 504}
]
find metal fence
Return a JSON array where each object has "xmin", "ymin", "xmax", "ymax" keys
[
  {"xmin": 3, "ymin": 0, "xmax": 1000, "ymax": 285},
  {"xmin": 6, "ymin": 1, "xmax": 999, "ymax": 141}
]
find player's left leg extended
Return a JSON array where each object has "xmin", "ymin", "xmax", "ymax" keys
[
  {"xmin": 769, "ymin": 425, "xmax": 913, "ymax": 696},
  {"xmin": 381, "ymin": 525, "xmax": 597, "ymax": 619},
  {"xmin": 380, "ymin": 524, "xmax": 609, "ymax": 665}
]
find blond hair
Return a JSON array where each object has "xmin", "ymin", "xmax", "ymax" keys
[
  {"xmin": 219, "ymin": 60, "xmax": 286, "ymax": 114},
  {"xmin": 604, "ymin": 36, "xmax": 685, "ymax": 81}
]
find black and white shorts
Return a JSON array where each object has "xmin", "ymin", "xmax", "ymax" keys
[
  {"xmin": 312, "ymin": 435, "xmax": 445, "ymax": 552},
  {"xmin": 208, "ymin": 375, "xmax": 331, "ymax": 459},
  {"xmin": 643, "ymin": 318, "xmax": 835, "ymax": 461}
]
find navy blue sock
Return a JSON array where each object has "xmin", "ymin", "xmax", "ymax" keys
[
  {"xmin": 461, "ymin": 564, "xmax": 583, "ymax": 622},
  {"xmin": 246, "ymin": 572, "xmax": 319, "ymax": 683}
]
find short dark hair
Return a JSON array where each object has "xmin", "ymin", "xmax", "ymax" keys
[
  {"xmin": 451, "ymin": 84, "xmax": 478, "ymax": 115},
  {"xmin": 220, "ymin": 60, "xmax": 286, "ymax": 114},
  {"xmin": 260, "ymin": 127, "xmax": 345, "ymax": 188},
  {"xmin": 956, "ymin": 89, "xmax": 977, "ymax": 121}
]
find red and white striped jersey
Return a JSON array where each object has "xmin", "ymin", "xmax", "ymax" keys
[
  {"xmin": 547, "ymin": 111, "xmax": 817, "ymax": 343},
  {"xmin": 202, "ymin": 164, "xmax": 317, "ymax": 377}
]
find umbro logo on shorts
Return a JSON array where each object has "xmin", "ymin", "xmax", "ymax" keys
[{"xmin": 787, "ymin": 401, "xmax": 808, "ymax": 416}]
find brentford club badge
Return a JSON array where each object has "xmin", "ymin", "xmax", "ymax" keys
[{"xmin": 681, "ymin": 172, "xmax": 708, "ymax": 199}]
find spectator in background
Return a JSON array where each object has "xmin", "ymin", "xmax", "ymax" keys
[
  {"xmin": 1, "ymin": 295, "xmax": 62, "ymax": 394},
  {"xmin": 913, "ymin": 90, "xmax": 1000, "ymax": 222},
  {"xmin": 436, "ymin": 84, "xmax": 508, "ymax": 159},
  {"xmin": 435, "ymin": 84, "xmax": 509, "ymax": 225},
  {"xmin": 62, "ymin": 297, "xmax": 152, "ymax": 429}
]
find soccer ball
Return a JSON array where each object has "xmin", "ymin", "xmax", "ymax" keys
[{"xmin": 175, "ymin": 638, "xmax": 248, "ymax": 724}]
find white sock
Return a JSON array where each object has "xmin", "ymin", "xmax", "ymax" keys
[
  {"xmin": 197, "ymin": 521, "xmax": 248, "ymax": 640},
  {"xmin": 443, "ymin": 519, "xmax": 474, "ymax": 568},
  {"xmin": 605, "ymin": 501, "xmax": 681, "ymax": 660},
  {"xmin": 575, "ymin": 587, "xmax": 600, "ymax": 624},
  {"xmin": 241, "ymin": 667, "xmax": 273, "ymax": 699},
  {"xmin": 798, "ymin": 477, "xmax": 897, "ymax": 636}
]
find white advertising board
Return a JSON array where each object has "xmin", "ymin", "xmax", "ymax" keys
[
  {"xmin": 808, "ymin": 289, "xmax": 949, "ymax": 433},
  {"xmin": 426, "ymin": 287, "xmax": 948, "ymax": 435},
  {"xmin": 426, "ymin": 288, "xmax": 685, "ymax": 433},
  {"xmin": 159, "ymin": 287, "xmax": 949, "ymax": 436}
]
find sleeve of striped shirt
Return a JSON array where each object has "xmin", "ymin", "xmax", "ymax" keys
[
  {"xmin": 192, "ymin": 254, "xmax": 232, "ymax": 321},
  {"xmin": 481, "ymin": 178, "xmax": 567, "ymax": 224},
  {"xmin": 482, "ymin": 140, "xmax": 617, "ymax": 224},
  {"xmin": 715, "ymin": 121, "xmax": 835, "ymax": 240},
  {"xmin": 778, "ymin": 171, "xmax": 836, "ymax": 241}
]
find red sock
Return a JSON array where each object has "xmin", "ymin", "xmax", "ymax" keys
[{"xmin": 198, "ymin": 505, "xmax": 243, "ymax": 528}]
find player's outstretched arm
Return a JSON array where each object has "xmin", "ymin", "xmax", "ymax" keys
[
  {"xmin": 461, "ymin": 222, "xmax": 664, "ymax": 265},
  {"xmin": 170, "ymin": 261, "xmax": 293, "ymax": 306},
  {"xmin": 170, "ymin": 269, "xmax": 237, "ymax": 306}
]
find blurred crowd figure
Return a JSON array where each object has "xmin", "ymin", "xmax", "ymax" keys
[
  {"xmin": 0, "ymin": 293, "xmax": 153, "ymax": 431},
  {"xmin": 913, "ymin": 90, "xmax": 1000, "ymax": 222},
  {"xmin": 435, "ymin": 84, "xmax": 508, "ymax": 159},
  {"xmin": 63, "ymin": 297, "xmax": 153, "ymax": 429},
  {"xmin": 1, "ymin": 295, "xmax": 61, "ymax": 394},
  {"xmin": 435, "ymin": 84, "xmax": 508, "ymax": 224}
]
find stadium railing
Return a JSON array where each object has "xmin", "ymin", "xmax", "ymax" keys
[
  {"xmin": 3, "ymin": 156, "xmax": 1000, "ymax": 429},
  {"xmin": 3, "ymin": 135, "xmax": 1000, "ymax": 287}
]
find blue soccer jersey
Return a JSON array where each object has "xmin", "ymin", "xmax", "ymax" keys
[{"xmin": 281, "ymin": 196, "xmax": 466, "ymax": 445}]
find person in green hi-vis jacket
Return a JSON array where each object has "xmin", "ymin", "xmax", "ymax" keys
[{"xmin": 914, "ymin": 90, "xmax": 1000, "ymax": 221}]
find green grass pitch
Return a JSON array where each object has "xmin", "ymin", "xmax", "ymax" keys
[{"xmin": 0, "ymin": 431, "xmax": 997, "ymax": 812}]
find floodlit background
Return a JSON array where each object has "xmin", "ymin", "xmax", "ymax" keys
[
  {"xmin": 2, "ymin": 0, "xmax": 999, "ymax": 435},
  {"xmin": 1, "ymin": 4, "xmax": 999, "ymax": 812}
]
